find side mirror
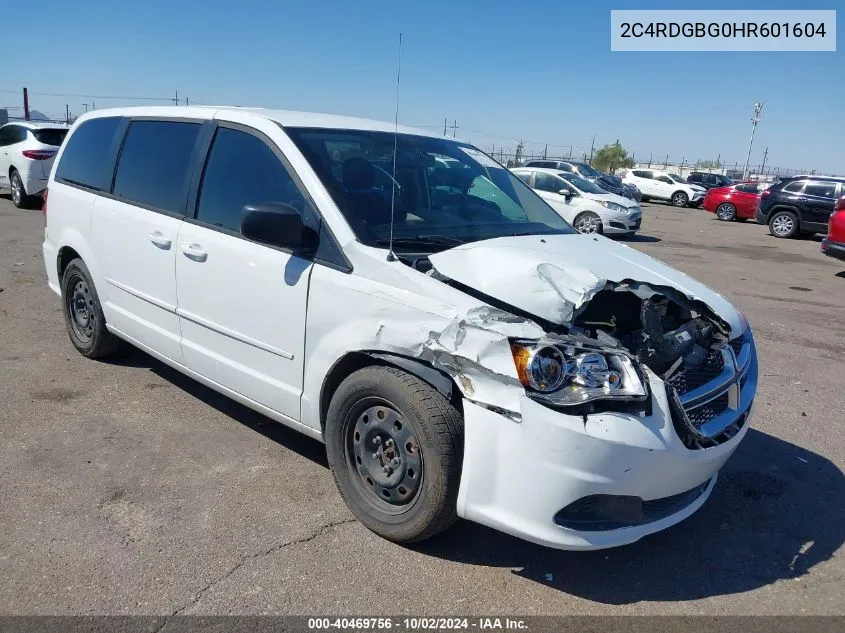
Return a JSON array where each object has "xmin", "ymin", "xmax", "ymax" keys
[
  {"xmin": 558, "ymin": 188, "xmax": 573, "ymax": 198},
  {"xmin": 240, "ymin": 202, "xmax": 316, "ymax": 251}
]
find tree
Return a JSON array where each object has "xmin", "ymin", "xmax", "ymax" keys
[
  {"xmin": 592, "ymin": 141, "xmax": 635, "ymax": 174},
  {"xmin": 699, "ymin": 159, "xmax": 721, "ymax": 168}
]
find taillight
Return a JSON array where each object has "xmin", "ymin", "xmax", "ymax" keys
[
  {"xmin": 761, "ymin": 189, "xmax": 771, "ymax": 198},
  {"xmin": 41, "ymin": 188, "xmax": 48, "ymax": 227},
  {"xmin": 22, "ymin": 150, "xmax": 57, "ymax": 160}
]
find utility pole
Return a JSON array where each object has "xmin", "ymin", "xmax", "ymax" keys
[
  {"xmin": 174, "ymin": 90, "xmax": 179, "ymax": 105},
  {"xmin": 23, "ymin": 87, "xmax": 30, "ymax": 120},
  {"xmin": 82, "ymin": 103, "xmax": 89, "ymax": 113},
  {"xmin": 648, "ymin": 152, "xmax": 652, "ymax": 167},
  {"xmin": 543, "ymin": 144, "xmax": 548, "ymax": 159},
  {"xmin": 568, "ymin": 145, "xmax": 572, "ymax": 159},
  {"xmin": 443, "ymin": 117, "xmax": 447, "ymax": 136},
  {"xmin": 451, "ymin": 120, "xmax": 457, "ymax": 138},
  {"xmin": 92, "ymin": 101, "xmax": 95, "ymax": 111},
  {"xmin": 760, "ymin": 146, "xmax": 769, "ymax": 175},
  {"xmin": 742, "ymin": 101, "xmax": 764, "ymax": 180},
  {"xmin": 65, "ymin": 104, "xmax": 69, "ymax": 124},
  {"xmin": 186, "ymin": 96, "xmax": 189, "ymax": 106},
  {"xmin": 588, "ymin": 135, "xmax": 595, "ymax": 164}
]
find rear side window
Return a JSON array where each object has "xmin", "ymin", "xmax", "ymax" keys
[
  {"xmin": 632, "ymin": 170, "xmax": 651, "ymax": 179},
  {"xmin": 32, "ymin": 128, "xmax": 68, "ymax": 146},
  {"xmin": 782, "ymin": 181, "xmax": 805, "ymax": 193},
  {"xmin": 113, "ymin": 120, "xmax": 201, "ymax": 214},
  {"xmin": 0, "ymin": 125, "xmax": 26, "ymax": 145},
  {"xmin": 803, "ymin": 181, "xmax": 838, "ymax": 199},
  {"xmin": 736, "ymin": 183, "xmax": 760, "ymax": 194},
  {"xmin": 55, "ymin": 117, "xmax": 122, "ymax": 191},
  {"xmin": 196, "ymin": 127, "xmax": 307, "ymax": 234}
]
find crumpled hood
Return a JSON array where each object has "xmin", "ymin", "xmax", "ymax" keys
[{"xmin": 429, "ymin": 234, "xmax": 743, "ymax": 336}]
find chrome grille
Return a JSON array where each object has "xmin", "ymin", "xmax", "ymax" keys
[{"xmin": 669, "ymin": 331, "xmax": 757, "ymax": 450}]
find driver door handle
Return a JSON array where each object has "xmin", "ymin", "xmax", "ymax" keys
[
  {"xmin": 148, "ymin": 231, "xmax": 172, "ymax": 249},
  {"xmin": 181, "ymin": 243, "xmax": 208, "ymax": 262}
]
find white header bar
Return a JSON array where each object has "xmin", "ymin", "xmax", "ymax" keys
[{"xmin": 611, "ymin": 10, "xmax": 836, "ymax": 51}]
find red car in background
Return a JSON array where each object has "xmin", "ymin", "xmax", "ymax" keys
[
  {"xmin": 702, "ymin": 182, "xmax": 762, "ymax": 222},
  {"xmin": 821, "ymin": 197, "xmax": 845, "ymax": 261}
]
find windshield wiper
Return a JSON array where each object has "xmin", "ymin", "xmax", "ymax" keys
[{"xmin": 375, "ymin": 235, "xmax": 465, "ymax": 248}]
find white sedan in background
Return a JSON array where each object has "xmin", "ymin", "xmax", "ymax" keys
[{"xmin": 511, "ymin": 167, "xmax": 641, "ymax": 235}]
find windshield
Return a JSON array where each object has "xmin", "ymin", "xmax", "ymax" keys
[
  {"xmin": 574, "ymin": 163, "xmax": 602, "ymax": 179},
  {"xmin": 669, "ymin": 173, "xmax": 688, "ymax": 184},
  {"xmin": 285, "ymin": 128, "xmax": 576, "ymax": 250},
  {"xmin": 32, "ymin": 128, "xmax": 68, "ymax": 146},
  {"xmin": 559, "ymin": 172, "xmax": 607, "ymax": 194}
]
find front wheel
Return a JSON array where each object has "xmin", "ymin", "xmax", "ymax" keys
[
  {"xmin": 325, "ymin": 366, "xmax": 463, "ymax": 544},
  {"xmin": 715, "ymin": 203, "xmax": 737, "ymax": 221},
  {"xmin": 671, "ymin": 191, "xmax": 689, "ymax": 207},
  {"xmin": 573, "ymin": 211, "xmax": 603, "ymax": 234},
  {"xmin": 769, "ymin": 210, "xmax": 799, "ymax": 239}
]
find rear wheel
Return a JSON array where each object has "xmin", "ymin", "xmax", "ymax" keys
[
  {"xmin": 573, "ymin": 211, "xmax": 603, "ymax": 234},
  {"xmin": 325, "ymin": 366, "xmax": 463, "ymax": 544},
  {"xmin": 9, "ymin": 169, "xmax": 34, "ymax": 209},
  {"xmin": 769, "ymin": 210, "xmax": 799, "ymax": 239},
  {"xmin": 671, "ymin": 191, "xmax": 689, "ymax": 207},
  {"xmin": 715, "ymin": 203, "xmax": 737, "ymax": 221},
  {"xmin": 61, "ymin": 259, "xmax": 125, "ymax": 358}
]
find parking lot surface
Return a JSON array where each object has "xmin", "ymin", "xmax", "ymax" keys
[{"xmin": 1, "ymin": 195, "xmax": 844, "ymax": 616}]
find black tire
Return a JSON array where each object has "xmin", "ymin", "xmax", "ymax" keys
[
  {"xmin": 768, "ymin": 209, "xmax": 799, "ymax": 239},
  {"xmin": 325, "ymin": 366, "xmax": 463, "ymax": 544},
  {"xmin": 671, "ymin": 191, "xmax": 689, "ymax": 207},
  {"xmin": 573, "ymin": 211, "xmax": 603, "ymax": 234},
  {"xmin": 715, "ymin": 202, "xmax": 737, "ymax": 221},
  {"xmin": 61, "ymin": 259, "xmax": 125, "ymax": 358}
]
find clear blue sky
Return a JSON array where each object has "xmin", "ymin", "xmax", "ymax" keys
[{"xmin": 3, "ymin": 0, "xmax": 842, "ymax": 173}]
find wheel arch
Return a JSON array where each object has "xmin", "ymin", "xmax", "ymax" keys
[{"xmin": 319, "ymin": 351, "xmax": 462, "ymax": 436}]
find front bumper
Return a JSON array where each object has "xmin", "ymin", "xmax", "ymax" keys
[
  {"xmin": 604, "ymin": 212, "xmax": 642, "ymax": 234},
  {"xmin": 822, "ymin": 238, "xmax": 845, "ymax": 261},
  {"xmin": 456, "ymin": 341, "xmax": 755, "ymax": 550}
]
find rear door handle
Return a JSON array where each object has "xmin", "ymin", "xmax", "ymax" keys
[
  {"xmin": 148, "ymin": 231, "xmax": 172, "ymax": 249},
  {"xmin": 181, "ymin": 243, "xmax": 208, "ymax": 262}
]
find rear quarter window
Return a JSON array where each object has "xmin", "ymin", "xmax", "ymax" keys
[{"xmin": 55, "ymin": 117, "xmax": 123, "ymax": 191}]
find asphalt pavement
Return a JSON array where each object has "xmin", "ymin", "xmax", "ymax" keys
[{"xmin": 1, "ymin": 195, "xmax": 843, "ymax": 616}]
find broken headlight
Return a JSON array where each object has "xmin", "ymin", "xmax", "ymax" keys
[{"xmin": 511, "ymin": 341, "xmax": 647, "ymax": 406}]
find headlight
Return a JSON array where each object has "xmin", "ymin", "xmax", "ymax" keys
[
  {"xmin": 627, "ymin": 206, "xmax": 640, "ymax": 215},
  {"xmin": 511, "ymin": 341, "xmax": 647, "ymax": 406},
  {"xmin": 598, "ymin": 201, "xmax": 626, "ymax": 212}
]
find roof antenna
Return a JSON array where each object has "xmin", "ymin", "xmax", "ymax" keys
[{"xmin": 386, "ymin": 33, "xmax": 403, "ymax": 262}]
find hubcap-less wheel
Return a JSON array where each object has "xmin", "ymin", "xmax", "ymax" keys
[
  {"xmin": 771, "ymin": 214, "xmax": 795, "ymax": 237},
  {"xmin": 10, "ymin": 172, "xmax": 22, "ymax": 206},
  {"xmin": 574, "ymin": 213, "xmax": 602, "ymax": 234},
  {"xmin": 348, "ymin": 403, "xmax": 422, "ymax": 511},
  {"xmin": 672, "ymin": 192, "xmax": 688, "ymax": 207},
  {"xmin": 67, "ymin": 277, "xmax": 95, "ymax": 343},
  {"xmin": 716, "ymin": 203, "xmax": 736, "ymax": 221}
]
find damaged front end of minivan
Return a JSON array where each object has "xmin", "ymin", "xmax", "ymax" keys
[{"xmin": 380, "ymin": 236, "xmax": 759, "ymax": 549}]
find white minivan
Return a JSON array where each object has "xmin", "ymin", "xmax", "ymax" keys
[
  {"xmin": 511, "ymin": 167, "xmax": 641, "ymax": 235},
  {"xmin": 43, "ymin": 106, "xmax": 757, "ymax": 550}
]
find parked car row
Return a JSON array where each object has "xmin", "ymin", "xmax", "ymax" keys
[
  {"xmin": 523, "ymin": 159, "xmax": 642, "ymax": 202},
  {"xmin": 0, "ymin": 121, "xmax": 70, "ymax": 208},
  {"xmin": 620, "ymin": 168, "xmax": 707, "ymax": 208}
]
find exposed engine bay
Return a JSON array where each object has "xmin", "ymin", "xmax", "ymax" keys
[{"xmin": 569, "ymin": 282, "xmax": 731, "ymax": 381}]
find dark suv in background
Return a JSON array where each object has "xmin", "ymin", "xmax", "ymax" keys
[
  {"xmin": 756, "ymin": 176, "xmax": 845, "ymax": 238},
  {"xmin": 687, "ymin": 172, "xmax": 734, "ymax": 190}
]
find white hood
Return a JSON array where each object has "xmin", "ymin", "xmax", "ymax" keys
[
  {"xmin": 429, "ymin": 234, "xmax": 743, "ymax": 336},
  {"xmin": 583, "ymin": 191, "xmax": 639, "ymax": 209}
]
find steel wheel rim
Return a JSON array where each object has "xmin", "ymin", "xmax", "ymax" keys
[
  {"xmin": 673, "ymin": 193, "xmax": 687, "ymax": 206},
  {"xmin": 10, "ymin": 174, "xmax": 21, "ymax": 204},
  {"xmin": 772, "ymin": 215, "xmax": 793, "ymax": 236},
  {"xmin": 346, "ymin": 401, "xmax": 423, "ymax": 514},
  {"xmin": 716, "ymin": 204, "xmax": 735, "ymax": 220},
  {"xmin": 67, "ymin": 276, "xmax": 95, "ymax": 342},
  {"xmin": 575, "ymin": 215, "xmax": 600, "ymax": 234}
]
